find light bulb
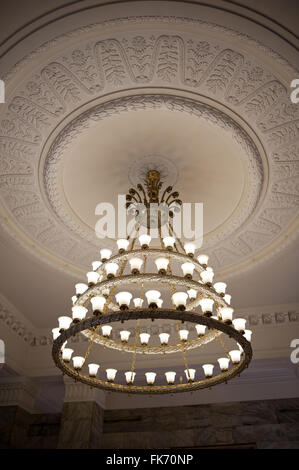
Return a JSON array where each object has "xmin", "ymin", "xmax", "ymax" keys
[
  {"xmin": 187, "ymin": 289, "xmax": 197, "ymax": 301},
  {"xmin": 165, "ymin": 371, "xmax": 176, "ymax": 384},
  {"xmin": 219, "ymin": 307, "xmax": 234, "ymax": 324},
  {"xmin": 52, "ymin": 328, "xmax": 60, "ymax": 340},
  {"xmin": 92, "ymin": 261, "xmax": 102, "ymax": 271},
  {"xmin": 133, "ymin": 297, "xmax": 143, "ymax": 308},
  {"xmin": 184, "ymin": 368, "xmax": 196, "ymax": 382},
  {"xmin": 105, "ymin": 262, "xmax": 119, "ymax": 279},
  {"xmin": 139, "ymin": 234, "xmax": 151, "ymax": 249},
  {"xmin": 120, "ymin": 330, "xmax": 131, "ymax": 342},
  {"xmin": 155, "ymin": 257, "xmax": 169, "ymax": 275},
  {"xmin": 145, "ymin": 372, "xmax": 156, "ymax": 385},
  {"xmin": 159, "ymin": 333, "xmax": 170, "ymax": 345},
  {"xmin": 163, "ymin": 236, "xmax": 175, "ymax": 250},
  {"xmin": 72, "ymin": 356, "xmax": 84, "ymax": 370},
  {"xmin": 90, "ymin": 295, "xmax": 106, "ymax": 314},
  {"xmin": 232, "ymin": 318, "xmax": 246, "ymax": 334},
  {"xmin": 86, "ymin": 271, "xmax": 100, "ymax": 286},
  {"xmin": 172, "ymin": 292, "xmax": 188, "ymax": 310},
  {"xmin": 195, "ymin": 324, "xmax": 206, "ymax": 336},
  {"xmin": 197, "ymin": 254, "xmax": 209, "ymax": 267},
  {"xmin": 229, "ymin": 350, "xmax": 241, "ymax": 364},
  {"xmin": 125, "ymin": 371, "xmax": 136, "ymax": 384},
  {"xmin": 72, "ymin": 306, "xmax": 88, "ymax": 322},
  {"xmin": 178, "ymin": 329, "xmax": 189, "ymax": 342},
  {"xmin": 58, "ymin": 316, "xmax": 72, "ymax": 331},
  {"xmin": 145, "ymin": 290, "xmax": 161, "ymax": 308},
  {"xmin": 224, "ymin": 294, "xmax": 231, "ymax": 305},
  {"xmin": 106, "ymin": 368, "xmax": 117, "ymax": 382},
  {"xmin": 213, "ymin": 282, "xmax": 227, "ymax": 296},
  {"xmin": 100, "ymin": 248, "xmax": 112, "ymax": 262},
  {"xmin": 181, "ymin": 262, "xmax": 195, "ymax": 279},
  {"xmin": 218, "ymin": 357, "xmax": 230, "ymax": 371},
  {"xmin": 184, "ymin": 243, "xmax": 196, "ymax": 257},
  {"xmin": 129, "ymin": 257, "xmax": 143, "ymax": 274},
  {"xmin": 62, "ymin": 348, "xmax": 73, "ymax": 362},
  {"xmin": 244, "ymin": 329, "xmax": 252, "ymax": 342},
  {"xmin": 200, "ymin": 270, "xmax": 214, "ymax": 286},
  {"xmin": 199, "ymin": 298, "xmax": 214, "ymax": 316},
  {"xmin": 71, "ymin": 295, "xmax": 77, "ymax": 305},
  {"xmin": 202, "ymin": 364, "xmax": 214, "ymax": 378},
  {"xmin": 139, "ymin": 333, "xmax": 150, "ymax": 345},
  {"xmin": 75, "ymin": 283, "xmax": 88, "ymax": 295},
  {"xmin": 101, "ymin": 325, "xmax": 112, "ymax": 338},
  {"xmin": 88, "ymin": 363, "xmax": 100, "ymax": 377},
  {"xmin": 115, "ymin": 291, "xmax": 132, "ymax": 309},
  {"xmin": 117, "ymin": 239, "xmax": 129, "ymax": 253},
  {"xmin": 156, "ymin": 298, "xmax": 163, "ymax": 308}
]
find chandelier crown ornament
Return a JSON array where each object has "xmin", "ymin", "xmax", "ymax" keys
[{"xmin": 52, "ymin": 169, "xmax": 252, "ymax": 395}]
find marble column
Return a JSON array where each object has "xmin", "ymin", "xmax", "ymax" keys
[{"xmin": 57, "ymin": 377, "xmax": 105, "ymax": 449}]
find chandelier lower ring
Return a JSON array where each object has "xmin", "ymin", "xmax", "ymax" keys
[{"xmin": 52, "ymin": 310, "xmax": 252, "ymax": 394}]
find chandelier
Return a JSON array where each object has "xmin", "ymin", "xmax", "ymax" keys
[{"xmin": 52, "ymin": 170, "xmax": 252, "ymax": 394}]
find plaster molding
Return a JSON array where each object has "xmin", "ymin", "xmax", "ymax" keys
[
  {"xmin": 63, "ymin": 375, "xmax": 106, "ymax": 408},
  {"xmin": 0, "ymin": 376, "xmax": 38, "ymax": 413}
]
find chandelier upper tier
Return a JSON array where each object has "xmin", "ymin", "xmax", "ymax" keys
[{"xmin": 52, "ymin": 170, "xmax": 252, "ymax": 394}]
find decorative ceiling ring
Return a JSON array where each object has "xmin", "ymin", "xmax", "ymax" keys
[{"xmin": 52, "ymin": 309, "xmax": 252, "ymax": 394}]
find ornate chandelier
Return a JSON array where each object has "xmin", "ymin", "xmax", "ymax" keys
[{"xmin": 52, "ymin": 170, "xmax": 252, "ymax": 394}]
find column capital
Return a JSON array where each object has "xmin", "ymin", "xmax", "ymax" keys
[{"xmin": 63, "ymin": 376, "xmax": 106, "ymax": 409}]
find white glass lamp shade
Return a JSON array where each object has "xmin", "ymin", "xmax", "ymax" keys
[
  {"xmin": 165, "ymin": 371, "xmax": 176, "ymax": 384},
  {"xmin": 133, "ymin": 297, "xmax": 143, "ymax": 308},
  {"xmin": 172, "ymin": 292, "xmax": 188, "ymax": 310},
  {"xmin": 86, "ymin": 271, "xmax": 100, "ymax": 285},
  {"xmin": 139, "ymin": 333, "xmax": 150, "ymax": 345},
  {"xmin": 105, "ymin": 262, "xmax": 119, "ymax": 278},
  {"xmin": 62, "ymin": 348, "xmax": 73, "ymax": 362},
  {"xmin": 155, "ymin": 257, "xmax": 169, "ymax": 274},
  {"xmin": 202, "ymin": 364, "xmax": 214, "ymax": 378},
  {"xmin": 195, "ymin": 324, "xmax": 206, "ymax": 336},
  {"xmin": 178, "ymin": 329, "xmax": 189, "ymax": 341},
  {"xmin": 224, "ymin": 294, "xmax": 231, "ymax": 305},
  {"xmin": 101, "ymin": 325, "xmax": 112, "ymax": 338},
  {"xmin": 197, "ymin": 254, "xmax": 209, "ymax": 266},
  {"xmin": 145, "ymin": 290, "xmax": 161, "ymax": 308},
  {"xmin": 232, "ymin": 318, "xmax": 246, "ymax": 333},
  {"xmin": 88, "ymin": 363, "xmax": 100, "ymax": 377},
  {"xmin": 100, "ymin": 248, "xmax": 112, "ymax": 261},
  {"xmin": 219, "ymin": 307, "xmax": 234, "ymax": 323},
  {"xmin": 129, "ymin": 257, "xmax": 143, "ymax": 274},
  {"xmin": 52, "ymin": 328, "xmax": 60, "ymax": 340},
  {"xmin": 125, "ymin": 371, "xmax": 136, "ymax": 384},
  {"xmin": 145, "ymin": 372, "xmax": 156, "ymax": 385},
  {"xmin": 92, "ymin": 260, "xmax": 102, "ymax": 271},
  {"xmin": 184, "ymin": 243, "xmax": 196, "ymax": 256},
  {"xmin": 139, "ymin": 234, "xmax": 151, "ymax": 248},
  {"xmin": 120, "ymin": 330, "xmax": 131, "ymax": 342},
  {"xmin": 184, "ymin": 368, "xmax": 196, "ymax": 381},
  {"xmin": 72, "ymin": 356, "xmax": 84, "ymax": 370},
  {"xmin": 213, "ymin": 282, "xmax": 227, "ymax": 295},
  {"xmin": 75, "ymin": 283, "xmax": 88, "ymax": 295},
  {"xmin": 187, "ymin": 289, "xmax": 197, "ymax": 300},
  {"xmin": 106, "ymin": 368, "xmax": 117, "ymax": 382},
  {"xmin": 156, "ymin": 298, "xmax": 163, "ymax": 308},
  {"xmin": 117, "ymin": 239, "xmax": 129, "ymax": 252},
  {"xmin": 58, "ymin": 316, "xmax": 72, "ymax": 330},
  {"xmin": 72, "ymin": 295, "xmax": 78, "ymax": 305},
  {"xmin": 181, "ymin": 262, "xmax": 195, "ymax": 279},
  {"xmin": 159, "ymin": 333, "xmax": 170, "ymax": 345},
  {"xmin": 90, "ymin": 295, "xmax": 106, "ymax": 313},
  {"xmin": 199, "ymin": 298, "xmax": 214, "ymax": 315},
  {"xmin": 72, "ymin": 306, "xmax": 88, "ymax": 322},
  {"xmin": 163, "ymin": 236, "xmax": 175, "ymax": 250},
  {"xmin": 218, "ymin": 357, "xmax": 230, "ymax": 371},
  {"xmin": 244, "ymin": 329, "xmax": 252, "ymax": 342},
  {"xmin": 115, "ymin": 291, "xmax": 132, "ymax": 309},
  {"xmin": 229, "ymin": 350, "xmax": 241, "ymax": 364},
  {"xmin": 200, "ymin": 270, "xmax": 214, "ymax": 285}
]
